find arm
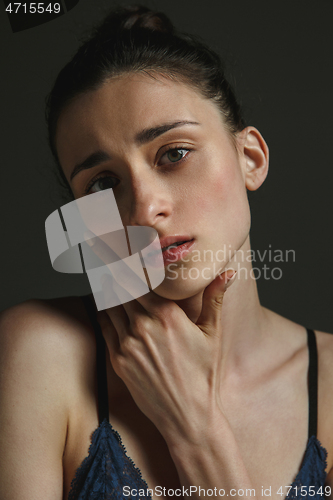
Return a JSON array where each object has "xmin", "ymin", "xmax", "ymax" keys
[
  {"xmin": 0, "ymin": 300, "xmax": 70, "ymax": 500},
  {"xmin": 166, "ymin": 418, "xmax": 255, "ymax": 499},
  {"xmin": 98, "ymin": 270, "xmax": 257, "ymax": 500}
]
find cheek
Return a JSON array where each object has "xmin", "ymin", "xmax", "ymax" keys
[
  {"xmin": 191, "ymin": 163, "xmax": 244, "ymax": 219},
  {"xmin": 195, "ymin": 159, "xmax": 250, "ymax": 250}
]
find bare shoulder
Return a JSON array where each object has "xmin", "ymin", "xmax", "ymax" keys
[
  {"xmin": 0, "ymin": 294, "xmax": 94, "ymax": 343},
  {"xmin": 0, "ymin": 296, "xmax": 96, "ymax": 374},
  {"xmin": 0, "ymin": 296, "xmax": 97, "ymax": 498},
  {"xmin": 0, "ymin": 295, "xmax": 97, "ymax": 413}
]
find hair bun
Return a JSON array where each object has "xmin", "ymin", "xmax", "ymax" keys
[
  {"xmin": 96, "ymin": 5, "xmax": 175, "ymax": 37},
  {"xmin": 123, "ymin": 5, "xmax": 174, "ymax": 33}
]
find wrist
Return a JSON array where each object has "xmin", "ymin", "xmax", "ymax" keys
[
  {"xmin": 165, "ymin": 409, "xmax": 232, "ymax": 458},
  {"xmin": 167, "ymin": 418, "xmax": 254, "ymax": 497}
]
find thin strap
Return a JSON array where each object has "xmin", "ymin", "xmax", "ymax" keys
[
  {"xmin": 81, "ymin": 295, "xmax": 110, "ymax": 424},
  {"xmin": 307, "ymin": 328, "xmax": 318, "ymax": 439}
]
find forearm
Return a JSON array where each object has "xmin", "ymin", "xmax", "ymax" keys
[{"xmin": 165, "ymin": 415, "xmax": 257, "ymax": 500}]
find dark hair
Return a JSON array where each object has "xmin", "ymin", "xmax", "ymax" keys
[{"xmin": 45, "ymin": 4, "xmax": 246, "ymax": 198}]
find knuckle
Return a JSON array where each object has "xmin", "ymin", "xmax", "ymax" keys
[
  {"xmin": 212, "ymin": 295, "xmax": 224, "ymax": 309},
  {"xmin": 120, "ymin": 335, "xmax": 135, "ymax": 355},
  {"xmin": 151, "ymin": 303, "xmax": 175, "ymax": 327},
  {"xmin": 130, "ymin": 316, "xmax": 150, "ymax": 338},
  {"xmin": 111, "ymin": 351, "xmax": 126, "ymax": 375}
]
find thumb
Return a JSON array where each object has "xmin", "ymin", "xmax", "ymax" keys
[{"xmin": 196, "ymin": 269, "xmax": 237, "ymax": 335}]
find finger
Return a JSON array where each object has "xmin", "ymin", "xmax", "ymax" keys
[
  {"xmin": 196, "ymin": 269, "xmax": 237, "ymax": 335},
  {"xmin": 96, "ymin": 310, "xmax": 120, "ymax": 354},
  {"xmin": 128, "ymin": 285, "xmax": 168, "ymax": 308},
  {"xmin": 101, "ymin": 275, "xmax": 157, "ymax": 344},
  {"xmin": 103, "ymin": 276, "xmax": 167, "ymax": 344},
  {"xmin": 84, "ymin": 230, "xmax": 150, "ymax": 295},
  {"xmin": 102, "ymin": 271, "xmax": 146, "ymax": 317},
  {"xmin": 101, "ymin": 274, "xmax": 130, "ymax": 341},
  {"xmin": 84, "ymin": 229, "xmax": 124, "ymax": 264},
  {"xmin": 84, "ymin": 230, "xmax": 173, "ymax": 319},
  {"xmin": 91, "ymin": 234, "xmax": 172, "ymax": 316}
]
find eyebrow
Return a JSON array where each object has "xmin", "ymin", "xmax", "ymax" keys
[
  {"xmin": 135, "ymin": 120, "xmax": 200, "ymax": 145},
  {"xmin": 70, "ymin": 150, "xmax": 111, "ymax": 181},
  {"xmin": 70, "ymin": 120, "xmax": 200, "ymax": 181}
]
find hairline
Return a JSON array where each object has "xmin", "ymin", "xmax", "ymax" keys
[{"xmin": 52, "ymin": 67, "xmax": 241, "ymax": 166}]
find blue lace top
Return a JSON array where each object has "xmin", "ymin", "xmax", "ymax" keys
[{"xmin": 67, "ymin": 297, "xmax": 328, "ymax": 499}]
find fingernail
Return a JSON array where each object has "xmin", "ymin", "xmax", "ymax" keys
[{"xmin": 226, "ymin": 270, "xmax": 237, "ymax": 283}]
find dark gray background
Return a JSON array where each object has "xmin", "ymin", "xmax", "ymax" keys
[{"xmin": 1, "ymin": 0, "xmax": 332, "ymax": 332}]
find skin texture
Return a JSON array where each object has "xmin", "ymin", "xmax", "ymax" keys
[
  {"xmin": 1, "ymin": 73, "xmax": 333, "ymax": 500},
  {"xmin": 56, "ymin": 73, "xmax": 268, "ymax": 319},
  {"xmin": 55, "ymin": 73, "xmax": 333, "ymax": 498}
]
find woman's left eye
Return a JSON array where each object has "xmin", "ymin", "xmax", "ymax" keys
[{"xmin": 159, "ymin": 148, "xmax": 190, "ymax": 165}]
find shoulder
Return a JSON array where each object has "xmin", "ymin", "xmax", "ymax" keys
[
  {"xmin": 0, "ymin": 295, "xmax": 96, "ymax": 370},
  {"xmin": 0, "ymin": 294, "xmax": 94, "ymax": 338},
  {"xmin": 0, "ymin": 293, "xmax": 98, "ymax": 406},
  {"xmin": 0, "ymin": 295, "xmax": 97, "ymax": 407},
  {"xmin": 0, "ymin": 296, "xmax": 98, "ymax": 497}
]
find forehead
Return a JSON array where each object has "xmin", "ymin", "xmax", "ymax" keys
[{"xmin": 55, "ymin": 72, "xmax": 225, "ymax": 170}]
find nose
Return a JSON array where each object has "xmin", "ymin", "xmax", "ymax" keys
[{"xmin": 126, "ymin": 176, "xmax": 172, "ymax": 227}]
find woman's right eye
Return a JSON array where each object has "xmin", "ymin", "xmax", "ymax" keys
[{"xmin": 86, "ymin": 175, "xmax": 119, "ymax": 194}]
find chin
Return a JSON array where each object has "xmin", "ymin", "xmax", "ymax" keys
[
  {"xmin": 152, "ymin": 267, "xmax": 218, "ymax": 301},
  {"xmin": 152, "ymin": 285, "xmax": 202, "ymax": 302}
]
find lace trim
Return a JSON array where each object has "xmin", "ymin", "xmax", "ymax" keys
[
  {"xmin": 68, "ymin": 422, "xmax": 104, "ymax": 498},
  {"xmin": 315, "ymin": 437, "xmax": 329, "ymax": 472},
  {"xmin": 103, "ymin": 419, "xmax": 151, "ymax": 494},
  {"xmin": 285, "ymin": 435, "xmax": 328, "ymax": 500},
  {"xmin": 68, "ymin": 421, "xmax": 102, "ymax": 498},
  {"xmin": 67, "ymin": 423, "xmax": 327, "ymax": 500},
  {"xmin": 67, "ymin": 419, "xmax": 152, "ymax": 500}
]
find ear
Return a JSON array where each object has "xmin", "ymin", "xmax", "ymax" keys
[{"xmin": 236, "ymin": 127, "xmax": 269, "ymax": 191}]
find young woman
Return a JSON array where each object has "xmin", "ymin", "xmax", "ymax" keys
[{"xmin": 1, "ymin": 5, "xmax": 333, "ymax": 500}]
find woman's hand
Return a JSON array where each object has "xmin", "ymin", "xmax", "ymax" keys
[
  {"xmin": 97, "ymin": 267, "xmax": 236, "ymax": 443},
  {"xmin": 90, "ymin": 235, "xmax": 256, "ymax": 499}
]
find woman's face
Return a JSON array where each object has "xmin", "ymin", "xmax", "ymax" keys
[{"xmin": 55, "ymin": 73, "xmax": 252, "ymax": 300}]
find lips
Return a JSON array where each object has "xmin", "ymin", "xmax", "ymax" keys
[
  {"xmin": 159, "ymin": 236, "xmax": 195, "ymax": 265},
  {"xmin": 144, "ymin": 235, "xmax": 195, "ymax": 267},
  {"xmin": 159, "ymin": 235, "xmax": 194, "ymax": 251},
  {"xmin": 162, "ymin": 240, "xmax": 188, "ymax": 251}
]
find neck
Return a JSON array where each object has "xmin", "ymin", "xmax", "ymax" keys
[
  {"xmin": 174, "ymin": 236, "xmax": 269, "ymax": 381},
  {"xmin": 107, "ymin": 236, "xmax": 272, "ymax": 399}
]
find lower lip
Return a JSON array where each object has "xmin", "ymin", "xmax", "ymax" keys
[{"xmin": 162, "ymin": 239, "xmax": 195, "ymax": 265}]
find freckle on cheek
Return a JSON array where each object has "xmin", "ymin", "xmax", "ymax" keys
[
  {"xmin": 195, "ymin": 195, "xmax": 210, "ymax": 210},
  {"xmin": 192, "ymin": 172, "xmax": 234, "ymax": 212}
]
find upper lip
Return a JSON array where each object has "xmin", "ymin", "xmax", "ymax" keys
[
  {"xmin": 158, "ymin": 235, "xmax": 194, "ymax": 250},
  {"xmin": 144, "ymin": 235, "xmax": 194, "ymax": 257}
]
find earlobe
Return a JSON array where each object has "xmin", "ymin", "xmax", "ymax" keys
[{"xmin": 237, "ymin": 127, "xmax": 269, "ymax": 191}]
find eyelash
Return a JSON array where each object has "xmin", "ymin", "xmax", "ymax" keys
[{"xmin": 84, "ymin": 146, "xmax": 192, "ymax": 195}]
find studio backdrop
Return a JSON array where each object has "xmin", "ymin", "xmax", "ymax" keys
[{"xmin": 0, "ymin": 0, "xmax": 332, "ymax": 332}]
